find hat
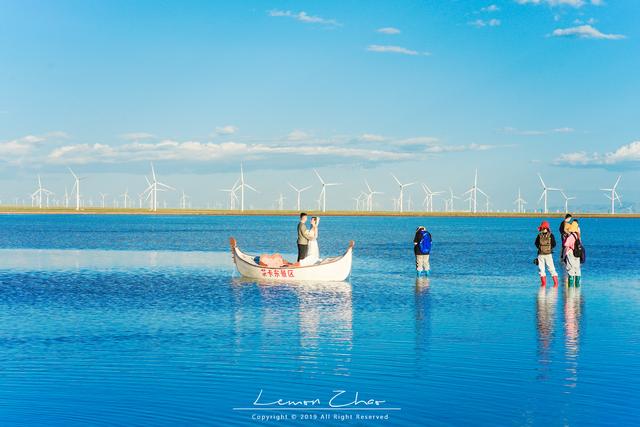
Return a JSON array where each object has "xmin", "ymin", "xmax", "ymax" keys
[{"xmin": 538, "ymin": 220, "xmax": 550, "ymax": 231}]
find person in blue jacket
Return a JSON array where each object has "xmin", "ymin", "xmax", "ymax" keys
[{"xmin": 413, "ymin": 226, "xmax": 432, "ymax": 277}]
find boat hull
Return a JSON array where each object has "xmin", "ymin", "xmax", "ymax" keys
[{"xmin": 230, "ymin": 238, "xmax": 353, "ymax": 282}]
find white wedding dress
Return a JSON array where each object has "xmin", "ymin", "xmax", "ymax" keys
[{"xmin": 300, "ymin": 234, "xmax": 320, "ymax": 266}]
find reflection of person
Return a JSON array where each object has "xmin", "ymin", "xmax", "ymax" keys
[
  {"xmin": 563, "ymin": 221, "xmax": 582, "ymax": 286},
  {"xmin": 297, "ymin": 212, "xmax": 314, "ymax": 262},
  {"xmin": 536, "ymin": 286, "xmax": 557, "ymax": 380},
  {"xmin": 299, "ymin": 217, "xmax": 320, "ymax": 266},
  {"xmin": 413, "ymin": 226, "xmax": 432, "ymax": 277},
  {"xmin": 535, "ymin": 221, "xmax": 559, "ymax": 287}
]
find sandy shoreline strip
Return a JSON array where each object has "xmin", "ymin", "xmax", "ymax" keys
[{"xmin": 0, "ymin": 208, "xmax": 638, "ymax": 219}]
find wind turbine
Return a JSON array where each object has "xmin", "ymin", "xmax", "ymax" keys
[
  {"xmin": 143, "ymin": 163, "xmax": 175, "ymax": 212},
  {"xmin": 446, "ymin": 187, "xmax": 461, "ymax": 212},
  {"xmin": 99, "ymin": 192, "xmax": 108, "ymax": 208},
  {"xmin": 421, "ymin": 184, "xmax": 444, "ymax": 212},
  {"xmin": 514, "ymin": 188, "xmax": 527, "ymax": 213},
  {"xmin": 237, "ymin": 163, "xmax": 257, "ymax": 212},
  {"xmin": 600, "ymin": 176, "xmax": 622, "ymax": 214},
  {"xmin": 391, "ymin": 174, "xmax": 414, "ymax": 213},
  {"xmin": 68, "ymin": 168, "xmax": 85, "ymax": 211},
  {"xmin": 314, "ymin": 169, "xmax": 342, "ymax": 212},
  {"xmin": 31, "ymin": 175, "xmax": 53, "ymax": 209},
  {"xmin": 560, "ymin": 191, "xmax": 576, "ymax": 214},
  {"xmin": 220, "ymin": 179, "xmax": 240, "ymax": 210},
  {"xmin": 537, "ymin": 173, "xmax": 561, "ymax": 214},
  {"xmin": 364, "ymin": 180, "xmax": 383, "ymax": 212},
  {"xmin": 275, "ymin": 193, "xmax": 286, "ymax": 210},
  {"xmin": 121, "ymin": 188, "xmax": 130, "ymax": 209},
  {"xmin": 180, "ymin": 190, "xmax": 190, "ymax": 209},
  {"xmin": 288, "ymin": 183, "xmax": 311, "ymax": 211},
  {"xmin": 463, "ymin": 169, "xmax": 487, "ymax": 214}
]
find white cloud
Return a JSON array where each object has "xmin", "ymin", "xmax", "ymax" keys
[
  {"xmin": 501, "ymin": 126, "xmax": 575, "ymax": 135},
  {"xmin": 215, "ymin": 125, "xmax": 238, "ymax": 135},
  {"xmin": 359, "ymin": 133, "xmax": 386, "ymax": 142},
  {"xmin": 481, "ymin": 4, "xmax": 500, "ymax": 12},
  {"xmin": 516, "ymin": 0, "xmax": 584, "ymax": 7},
  {"xmin": 0, "ymin": 133, "xmax": 60, "ymax": 162},
  {"xmin": 555, "ymin": 141, "xmax": 640, "ymax": 167},
  {"xmin": 268, "ymin": 10, "xmax": 340, "ymax": 26},
  {"xmin": 393, "ymin": 136, "xmax": 440, "ymax": 146},
  {"xmin": 470, "ymin": 19, "xmax": 501, "ymax": 27},
  {"xmin": 366, "ymin": 45, "xmax": 430, "ymax": 56},
  {"xmin": 550, "ymin": 24, "xmax": 625, "ymax": 39},
  {"xmin": 120, "ymin": 132, "xmax": 155, "ymax": 141},
  {"xmin": 287, "ymin": 130, "xmax": 312, "ymax": 141},
  {"xmin": 377, "ymin": 27, "xmax": 401, "ymax": 35}
]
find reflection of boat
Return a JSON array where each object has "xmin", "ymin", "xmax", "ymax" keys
[{"xmin": 230, "ymin": 238, "xmax": 354, "ymax": 282}]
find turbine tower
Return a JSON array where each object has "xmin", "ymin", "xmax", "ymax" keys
[
  {"xmin": 600, "ymin": 176, "xmax": 622, "ymax": 214},
  {"xmin": 463, "ymin": 169, "xmax": 487, "ymax": 214},
  {"xmin": 421, "ymin": 184, "xmax": 444, "ymax": 213},
  {"xmin": 391, "ymin": 173, "xmax": 414, "ymax": 213},
  {"xmin": 31, "ymin": 175, "xmax": 52, "ymax": 209},
  {"xmin": 514, "ymin": 188, "xmax": 527, "ymax": 213},
  {"xmin": 314, "ymin": 169, "xmax": 341, "ymax": 212},
  {"xmin": 364, "ymin": 180, "xmax": 383, "ymax": 212},
  {"xmin": 121, "ymin": 188, "xmax": 130, "ymax": 209},
  {"xmin": 180, "ymin": 190, "xmax": 190, "ymax": 210},
  {"xmin": 143, "ymin": 163, "xmax": 174, "ymax": 212},
  {"xmin": 288, "ymin": 183, "xmax": 311, "ymax": 211},
  {"xmin": 237, "ymin": 163, "xmax": 257, "ymax": 212},
  {"xmin": 537, "ymin": 174, "xmax": 561, "ymax": 214},
  {"xmin": 560, "ymin": 191, "xmax": 576, "ymax": 214},
  {"xmin": 68, "ymin": 168, "xmax": 84, "ymax": 211},
  {"xmin": 99, "ymin": 192, "xmax": 108, "ymax": 208}
]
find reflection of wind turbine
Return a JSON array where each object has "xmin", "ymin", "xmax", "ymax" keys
[
  {"xmin": 463, "ymin": 169, "xmax": 487, "ymax": 214},
  {"xmin": 68, "ymin": 168, "xmax": 85, "ymax": 211},
  {"xmin": 600, "ymin": 175, "xmax": 622, "ymax": 214},
  {"xmin": 288, "ymin": 183, "xmax": 311, "ymax": 211},
  {"xmin": 314, "ymin": 169, "xmax": 342, "ymax": 212},
  {"xmin": 537, "ymin": 174, "xmax": 561, "ymax": 214},
  {"xmin": 391, "ymin": 174, "xmax": 414, "ymax": 213},
  {"xmin": 514, "ymin": 188, "xmax": 527, "ymax": 213},
  {"xmin": 560, "ymin": 191, "xmax": 576, "ymax": 214},
  {"xmin": 143, "ymin": 163, "xmax": 174, "ymax": 212},
  {"xmin": 31, "ymin": 175, "xmax": 53, "ymax": 209},
  {"xmin": 237, "ymin": 163, "xmax": 257, "ymax": 212},
  {"xmin": 364, "ymin": 180, "xmax": 383, "ymax": 212}
]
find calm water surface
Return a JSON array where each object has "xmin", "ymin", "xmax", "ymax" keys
[{"xmin": 0, "ymin": 215, "xmax": 638, "ymax": 426}]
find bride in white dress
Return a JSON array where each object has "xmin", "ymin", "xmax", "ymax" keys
[{"xmin": 300, "ymin": 217, "xmax": 320, "ymax": 266}]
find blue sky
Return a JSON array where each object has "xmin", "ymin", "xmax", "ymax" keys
[{"xmin": 0, "ymin": 0, "xmax": 638, "ymax": 211}]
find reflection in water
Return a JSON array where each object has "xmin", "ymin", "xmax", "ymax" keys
[
  {"xmin": 230, "ymin": 279, "xmax": 353, "ymax": 377},
  {"xmin": 415, "ymin": 277, "xmax": 431, "ymax": 373},
  {"xmin": 564, "ymin": 286, "xmax": 583, "ymax": 390},
  {"xmin": 536, "ymin": 286, "xmax": 558, "ymax": 380}
]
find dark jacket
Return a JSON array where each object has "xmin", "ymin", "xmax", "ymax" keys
[{"xmin": 535, "ymin": 231, "xmax": 557, "ymax": 255}]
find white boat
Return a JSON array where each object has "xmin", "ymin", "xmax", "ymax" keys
[{"xmin": 230, "ymin": 237, "xmax": 354, "ymax": 282}]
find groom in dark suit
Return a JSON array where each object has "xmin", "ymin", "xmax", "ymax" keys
[{"xmin": 297, "ymin": 212, "xmax": 314, "ymax": 262}]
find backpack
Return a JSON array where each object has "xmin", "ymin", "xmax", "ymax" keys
[
  {"xmin": 419, "ymin": 231, "xmax": 432, "ymax": 254},
  {"xmin": 538, "ymin": 232, "xmax": 552, "ymax": 255},
  {"xmin": 572, "ymin": 234, "xmax": 585, "ymax": 263}
]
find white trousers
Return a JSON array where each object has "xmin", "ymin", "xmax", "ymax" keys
[
  {"xmin": 537, "ymin": 254, "xmax": 558, "ymax": 277},
  {"xmin": 416, "ymin": 254, "xmax": 430, "ymax": 271},
  {"xmin": 565, "ymin": 252, "xmax": 581, "ymax": 276}
]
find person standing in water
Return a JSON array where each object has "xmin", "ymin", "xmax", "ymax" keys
[
  {"xmin": 535, "ymin": 221, "xmax": 559, "ymax": 287},
  {"xmin": 563, "ymin": 221, "xmax": 583, "ymax": 287},
  {"xmin": 413, "ymin": 226, "xmax": 432, "ymax": 277}
]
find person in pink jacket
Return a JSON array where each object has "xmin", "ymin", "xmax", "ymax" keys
[{"xmin": 563, "ymin": 221, "xmax": 582, "ymax": 286}]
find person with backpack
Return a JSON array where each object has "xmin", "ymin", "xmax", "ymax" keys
[
  {"xmin": 413, "ymin": 226, "xmax": 432, "ymax": 277},
  {"xmin": 563, "ymin": 221, "xmax": 583, "ymax": 286},
  {"xmin": 535, "ymin": 221, "xmax": 559, "ymax": 287}
]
